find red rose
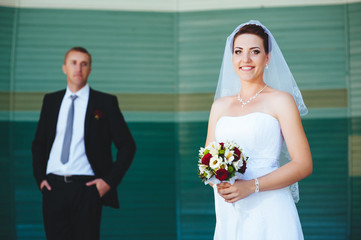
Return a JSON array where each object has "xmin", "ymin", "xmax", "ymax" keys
[
  {"xmin": 201, "ymin": 153, "xmax": 212, "ymax": 166},
  {"xmin": 239, "ymin": 161, "xmax": 247, "ymax": 174},
  {"xmin": 233, "ymin": 147, "xmax": 241, "ymax": 160},
  {"xmin": 219, "ymin": 142, "xmax": 224, "ymax": 149},
  {"xmin": 215, "ymin": 169, "xmax": 229, "ymax": 181}
]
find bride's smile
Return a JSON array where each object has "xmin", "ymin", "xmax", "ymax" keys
[{"xmin": 232, "ymin": 33, "xmax": 269, "ymax": 83}]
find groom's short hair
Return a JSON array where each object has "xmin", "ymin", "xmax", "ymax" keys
[{"xmin": 64, "ymin": 46, "xmax": 92, "ymax": 66}]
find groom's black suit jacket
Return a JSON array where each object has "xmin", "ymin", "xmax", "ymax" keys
[{"xmin": 32, "ymin": 88, "xmax": 136, "ymax": 208}]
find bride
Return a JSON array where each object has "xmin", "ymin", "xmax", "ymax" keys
[{"xmin": 204, "ymin": 20, "xmax": 313, "ymax": 239}]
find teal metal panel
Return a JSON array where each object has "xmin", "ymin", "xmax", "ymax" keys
[
  {"xmin": 100, "ymin": 122, "xmax": 177, "ymax": 240},
  {"xmin": 13, "ymin": 8, "xmax": 177, "ymax": 94},
  {"xmin": 12, "ymin": 122, "xmax": 177, "ymax": 240},
  {"xmin": 178, "ymin": 5, "xmax": 347, "ymax": 94},
  {"xmin": 12, "ymin": 122, "xmax": 44, "ymax": 240},
  {"xmin": 0, "ymin": 6, "xmax": 16, "ymax": 240},
  {"xmin": 299, "ymin": 118, "xmax": 349, "ymax": 240},
  {"xmin": 0, "ymin": 7, "xmax": 14, "ymax": 92},
  {"xmin": 178, "ymin": 119, "xmax": 349, "ymax": 240},
  {"xmin": 178, "ymin": 121, "xmax": 215, "ymax": 240},
  {"xmin": 0, "ymin": 121, "xmax": 16, "ymax": 240},
  {"xmin": 349, "ymin": 2, "xmax": 361, "ymax": 117},
  {"xmin": 351, "ymin": 177, "xmax": 361, "ymax": 240},
  {"xmin": 348, "ymin": 3, "xmax": 361, "ymax": 239}
]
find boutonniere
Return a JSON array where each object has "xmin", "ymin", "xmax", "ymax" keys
[{"xmin": 93, "ymin": 110, "xmax": 104, "ymax": 120}]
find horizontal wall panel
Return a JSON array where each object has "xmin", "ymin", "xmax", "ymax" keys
[
  {"xmin": 0, "ymin": 6, "xmax": 16, "ymax": 240},
  {"xmin": 349, "ymin": 2, "xmax": 361, "ymax": 117},
  {"xmin": 301, "ymin": 89, "xmax": 347, "ymax": 108},
  {"xmin": 178, "ymin": 121, "xmax": 214, "ymax": 240},
  {"xmin": 0, "ymin": 89, "xmax": 347, "ymax": 114},
  {"xmin": 179, "ymin": 5, "xmax": 347, "ymax": 95},
  {"xmin": 351, "ymin": 177, "xmax": 361, "ymax": 239},
  {"xmin": 2, "ymin": 108, "xmax": 348, "ymax": 123},
  {"xmin": 4, "ymin": 92, "xmax": 176, "ymax": 112},
  {"xmin": 348, "ymin": 3, "xmax": 361, "ymax": 238},
  {"xmin": 13, "ymin": 8, "xmax": 177, "ymax": 93},
  {"xmin": 349, "ymin": 135, "xmax": 361, "ymax": 176},
  {"xmin": 0, "ymin": 7, "xmax": 14, "ymax": 92},
  {"xmin": 0, "ymin": 122, "xmax": 16, "ymax": 239},
  {"xmin": 290, "ymin": 118, "xmax": 349, "ymax": 240}
]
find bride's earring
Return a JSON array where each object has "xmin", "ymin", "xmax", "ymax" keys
[{"xmin": 265, "ymin": 64, "xmax": 269, "ymax": 69}]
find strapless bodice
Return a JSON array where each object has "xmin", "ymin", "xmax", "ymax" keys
[{"xmin": 215, "ymin": 112, "xmax": 283, "ymax": 179}]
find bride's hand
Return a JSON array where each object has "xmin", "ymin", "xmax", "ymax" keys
[{"xmin": 217, "ymin": 180, "xmax": 254, "ymax": 203}]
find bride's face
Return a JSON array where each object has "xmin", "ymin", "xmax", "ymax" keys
[{"xmin": 232, "ymin": 33, "xmax": 269, "ymax": 83}]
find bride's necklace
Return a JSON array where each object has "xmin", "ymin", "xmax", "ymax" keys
[{"xmin": 237, "ymin": 84, "xmax": 268, "ymax": 108}]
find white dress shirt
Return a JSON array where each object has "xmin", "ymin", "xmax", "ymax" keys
[{"xmin": 46, "ymin": 84, "xmax": 95, "ymax": 176}]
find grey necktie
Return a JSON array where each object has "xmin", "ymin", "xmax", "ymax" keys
[{"xmin": 60, "ymin": 95, "xmax": 78, "ymax": 164}]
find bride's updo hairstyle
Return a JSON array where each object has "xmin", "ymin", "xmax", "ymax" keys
[{"xmin": 232, "ymin": 24, "xmax": 270, "ymax": 54}]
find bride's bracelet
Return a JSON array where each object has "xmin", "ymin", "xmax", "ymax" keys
[{"xmin": 254, "ymin": 178, "xmax": 259, "ymax": 193}]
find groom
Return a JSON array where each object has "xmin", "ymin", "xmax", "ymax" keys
[{"xmin": 32, "ymin": 46, "xmax": 136, "ymax": 239}]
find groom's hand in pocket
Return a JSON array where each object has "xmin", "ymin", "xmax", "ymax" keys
[
  {"xmin": 40, "ymin": 180, "xmax": 51, "ymax": 191},
  {"xmin": 86, "ymin": 178, "xmax": 111, "ymax": 197}
]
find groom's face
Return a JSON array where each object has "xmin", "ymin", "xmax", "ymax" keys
[{"xmin": 62, "ymin": 50, "xmax": 92, "ymax": 91}]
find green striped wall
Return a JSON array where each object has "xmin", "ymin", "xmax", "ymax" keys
[
  {"xmin": 0, "ymin": 6, "xmax": 16, "ymax": 240},
  {"xmin": 13, "ymin": 9, "xmax": 177, "ymax": 94},
  {"xmin": 178, "ymin": 5, "xmax": 347, "ymax": 94},
  {"xmin": 0, "ymin": 2, "xmax": 360, "ymax": 240},
  {"xmin": 11, "ymin": 122, "xmax": 177, "ymax": 240},
  {"xmin": 348, "ymin": 2, "xmax": 361, "ymax": 239}
]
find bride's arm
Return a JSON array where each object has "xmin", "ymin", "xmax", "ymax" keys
[
  {"xmin": 258, "ymin": 92, "xmax": 312, "ymax": 188},
  {"xmin": 218, "ymin": 92, "xmax": 312, "ymax": 202},
  {"xmin": 204, "ymin": 98, "xmax": 227, "ymax": 187},
  {"xmin": 205, "ymin": 99, "xmax": 224, "ymax": 147}
]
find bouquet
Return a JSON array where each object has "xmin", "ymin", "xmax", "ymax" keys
[{"xmin": 198, "ymin": 141, "xmax": 248, "ymax": 185}]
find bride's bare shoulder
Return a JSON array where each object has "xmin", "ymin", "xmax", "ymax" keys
[
  {"xmin": 209, "ymin": 95, "xmax": 235, "ymax": 119},
  {"xmin": 267, "ymin": 88, "xmax": 294, "ymax": 101},
  {"xmin": 212, "ymin": 95, "xmax": 235, "ymax": 109},
  {"xmin": 265, "ymin": 87, "xmax": 298, "ymax": 115}
]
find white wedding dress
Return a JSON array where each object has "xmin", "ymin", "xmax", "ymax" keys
[{"xmin": 213, "ymin": 112, "xmax": 304, "ymax": 240}]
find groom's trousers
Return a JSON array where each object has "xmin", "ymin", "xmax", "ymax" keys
[{"xmin": 42, "ymin": 174, "xmax": 103, "ymax": 240}]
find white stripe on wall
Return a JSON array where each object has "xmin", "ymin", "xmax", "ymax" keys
[{"xmin": 1, "ymin": 0, "xmax": 361, "ymax": 11}]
